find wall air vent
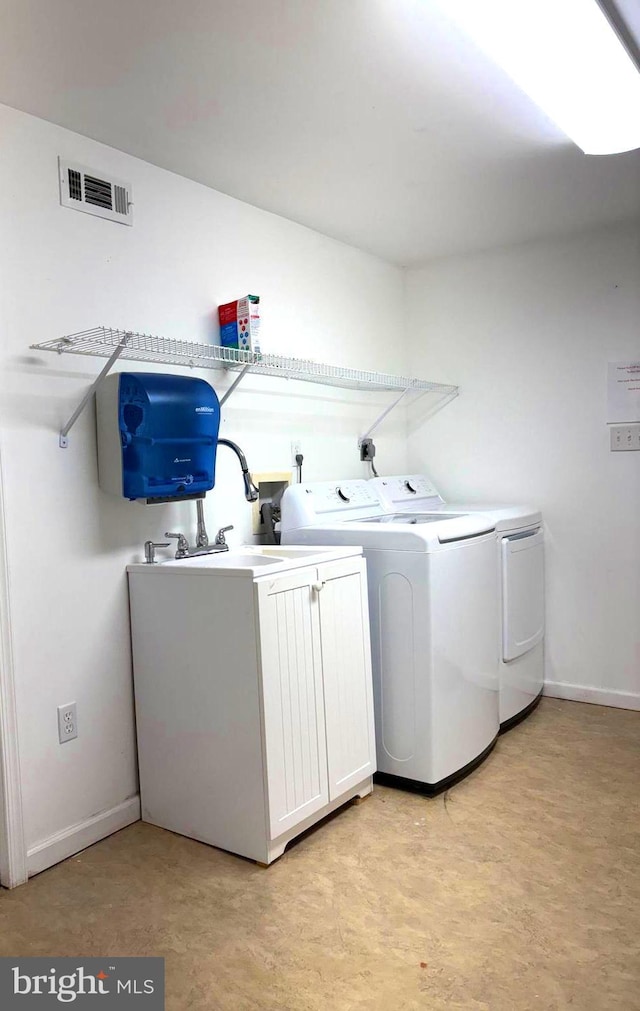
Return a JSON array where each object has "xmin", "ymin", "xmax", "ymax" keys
[{"xmin": 58, "ymin": 158, "xmax": 133, "ymax": 226}]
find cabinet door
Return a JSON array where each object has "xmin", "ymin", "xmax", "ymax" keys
[
  {"xmin": 316, "ymin": 558, "xmax": 376, "ymax": 801},
  {"xmin": 256, "ymin": 569, "xmax": 329, "ymax": 840}
]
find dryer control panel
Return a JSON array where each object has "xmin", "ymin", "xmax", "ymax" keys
[{"xmin": 371, "ymin": 475, "xmax": 444, "ymax": 511}]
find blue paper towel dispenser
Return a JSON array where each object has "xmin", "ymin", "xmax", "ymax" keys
[{"xmin": 96, "ymin": 372, "xmax": 220, "ymax": 502}]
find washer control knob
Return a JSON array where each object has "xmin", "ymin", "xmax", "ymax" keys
[
  {"xmin": 404, "ymin": 480, "xmax": 417, "ymax": 494},
  {"xmin": 336, "ymin": 486, "xmax": 350, "ymax": 502}
]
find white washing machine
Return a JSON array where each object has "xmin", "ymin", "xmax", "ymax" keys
[
  {"xmin": 371, "ymin": 475, "xmax": 544, "ymax": 729},
  {"xmin": 281, "ymin": 480, "xmax": 500, "ymax": 792}
]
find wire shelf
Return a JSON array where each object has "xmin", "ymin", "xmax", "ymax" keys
[{"xmin": 31, "ymin": 326, "xmax": 458, "ymax": 396}]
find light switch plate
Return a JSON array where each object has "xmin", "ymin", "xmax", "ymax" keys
[{"xmin": 610, "ymin": 424, "xmax": 640, "ymax": 451}]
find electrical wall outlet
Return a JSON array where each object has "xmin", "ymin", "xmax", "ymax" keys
[
  {"xmin": 359, "ymin": 437, "xmax": 376, "ymax": 462},
  {"xmin": 291, "ymin": 441, "xmax": 303, "ymax": 466},
  {"xmin": 610, "ymin": 424, "xmax": 640, "ymax": 451},
  {"xmin": 57, "ymin": 702, "xmax": 78, "ymax": 744}
]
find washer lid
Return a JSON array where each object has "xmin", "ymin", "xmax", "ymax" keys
[
  {"xmin": 357, "ymin": 511, "xmax": 467, "ymax": 524},
  {"xmin": 342, "ymin": 510, "xmax": 495, "ymax": 548},
  {"xmin": 280, "ymin": 480, "xmax": 496, "ymax": 548}
]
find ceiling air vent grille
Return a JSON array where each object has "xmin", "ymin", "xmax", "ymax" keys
[{"xmin": 58, "ymin": 157, "xmax": 133, "ymax": 226}]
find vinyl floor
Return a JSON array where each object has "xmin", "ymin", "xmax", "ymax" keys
[{"xmin": 1, "ymin": 698, "xmax": 639, "ymax": 1010}]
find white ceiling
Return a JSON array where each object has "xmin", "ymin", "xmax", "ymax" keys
[{"xmin": 1, "ymin": 0, "xmax": 639, "ymax": 266}]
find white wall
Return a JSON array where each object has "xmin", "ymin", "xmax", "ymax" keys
[
  {"xmin": 405, "ymin": 222, "xmax": 640, "ymax": 707},
  {"xmin": 4, "ymin": 99, "xmax": 637, "ymax": 880},
  {"xmin": 0, "ymin": 103, "xmax": 408, "ymax": 872}
]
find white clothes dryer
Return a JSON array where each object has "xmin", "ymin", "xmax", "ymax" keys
[
  {"xmin": 281, "ymin": 480, "xmax": 500, "ymax": 792},
  {"xmin": 371, "ymin": 475, "xmax": 544, "ymax": 729}
]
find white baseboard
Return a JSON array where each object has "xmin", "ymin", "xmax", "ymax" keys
[
  {"xmin": 543, "ymin": 681, "xmax": 640, "ymax": 712},
  {"xmin": 26, "ymin": 796, "xmax": 141, "ymax": 877}
]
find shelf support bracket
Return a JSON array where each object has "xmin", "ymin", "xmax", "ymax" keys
[
  {"xmin": 359, "ymin": 386, "xmax": 412, "ymax": 445},
  {"xmin": 59, "ymin": 333, "xmax": 132, "ymax": 448},
  {"xmin": 219, "ymin": 363, "xmax": 253, "ymax": 406},
  {"xmin": 358, "ymin": 383, "xmax": 458, "ymax": 450}
]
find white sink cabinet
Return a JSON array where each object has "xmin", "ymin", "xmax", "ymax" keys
[{"xmin": 127, "ymin": 545, "xmax": 376, "ymax": 864}]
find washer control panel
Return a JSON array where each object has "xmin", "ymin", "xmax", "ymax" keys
[
  {"xmin": 280, "ymin": 480, "xmax": 382, "ymax": 529},
  {"xmin": 307, "ymin": 481, "xmax": 380, "ymax": 513}
]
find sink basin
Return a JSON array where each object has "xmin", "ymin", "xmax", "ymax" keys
[
  {"xmin": 164, "ymin": 547, "xmax": 323, "ymax": 568},
  {"xmin": 249, "ymin": 546, "xmax": 324, "ymax": 558},
  {"xmin": 188, "ymin": 552, "xmax": 280, "ymax": 568}
]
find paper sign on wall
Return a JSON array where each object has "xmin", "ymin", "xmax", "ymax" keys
[{"xmin": 607, "ymin": 361, "xmax": 640, "ymax": 423}]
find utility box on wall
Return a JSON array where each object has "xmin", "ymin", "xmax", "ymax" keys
[
  {"xmin": 252, "ymin": 472, "xmax": 292, "ymax": 540},
  {"xmin": 96, "ymin": 373, "xmax": 221, "ymax": 502}
]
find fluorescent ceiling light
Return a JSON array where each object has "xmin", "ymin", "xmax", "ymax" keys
[{"xmin": 436, "ymin": 0, "xmax": 640, "ymax": 155}]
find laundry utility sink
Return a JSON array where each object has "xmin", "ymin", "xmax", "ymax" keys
[{"xmin": 128, "ymin": 543, "xmax": 361, "ymax": 576}]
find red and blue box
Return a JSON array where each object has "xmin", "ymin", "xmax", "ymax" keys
[{"xmin": 218, "ymin": 295, "xmax": 261, "ymax": 353}]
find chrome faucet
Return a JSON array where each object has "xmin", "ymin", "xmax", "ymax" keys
[
  {"xmin": 161, "ymin": 518, "xmax": 234, "ymax": 560},
  {"xmin": 148, "ymin": 438, "xmax": 256, "ymax": 563}
]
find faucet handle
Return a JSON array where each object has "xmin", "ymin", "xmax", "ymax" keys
[
  {"xmin": 144, "ymin": 540, "xmax": 170, "ymax": 564},
  {"xmin": 215, "ymin": 524, "xmax": 234, "ymax": 546},
  {"xmin": 164, "ymin": 532, "xmax": 190, "ymax": 558}
]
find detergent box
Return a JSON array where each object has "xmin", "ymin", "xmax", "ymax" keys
[{"xmin": 218, "ymin": 294, "xmax": 261, "ymax": 353}]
